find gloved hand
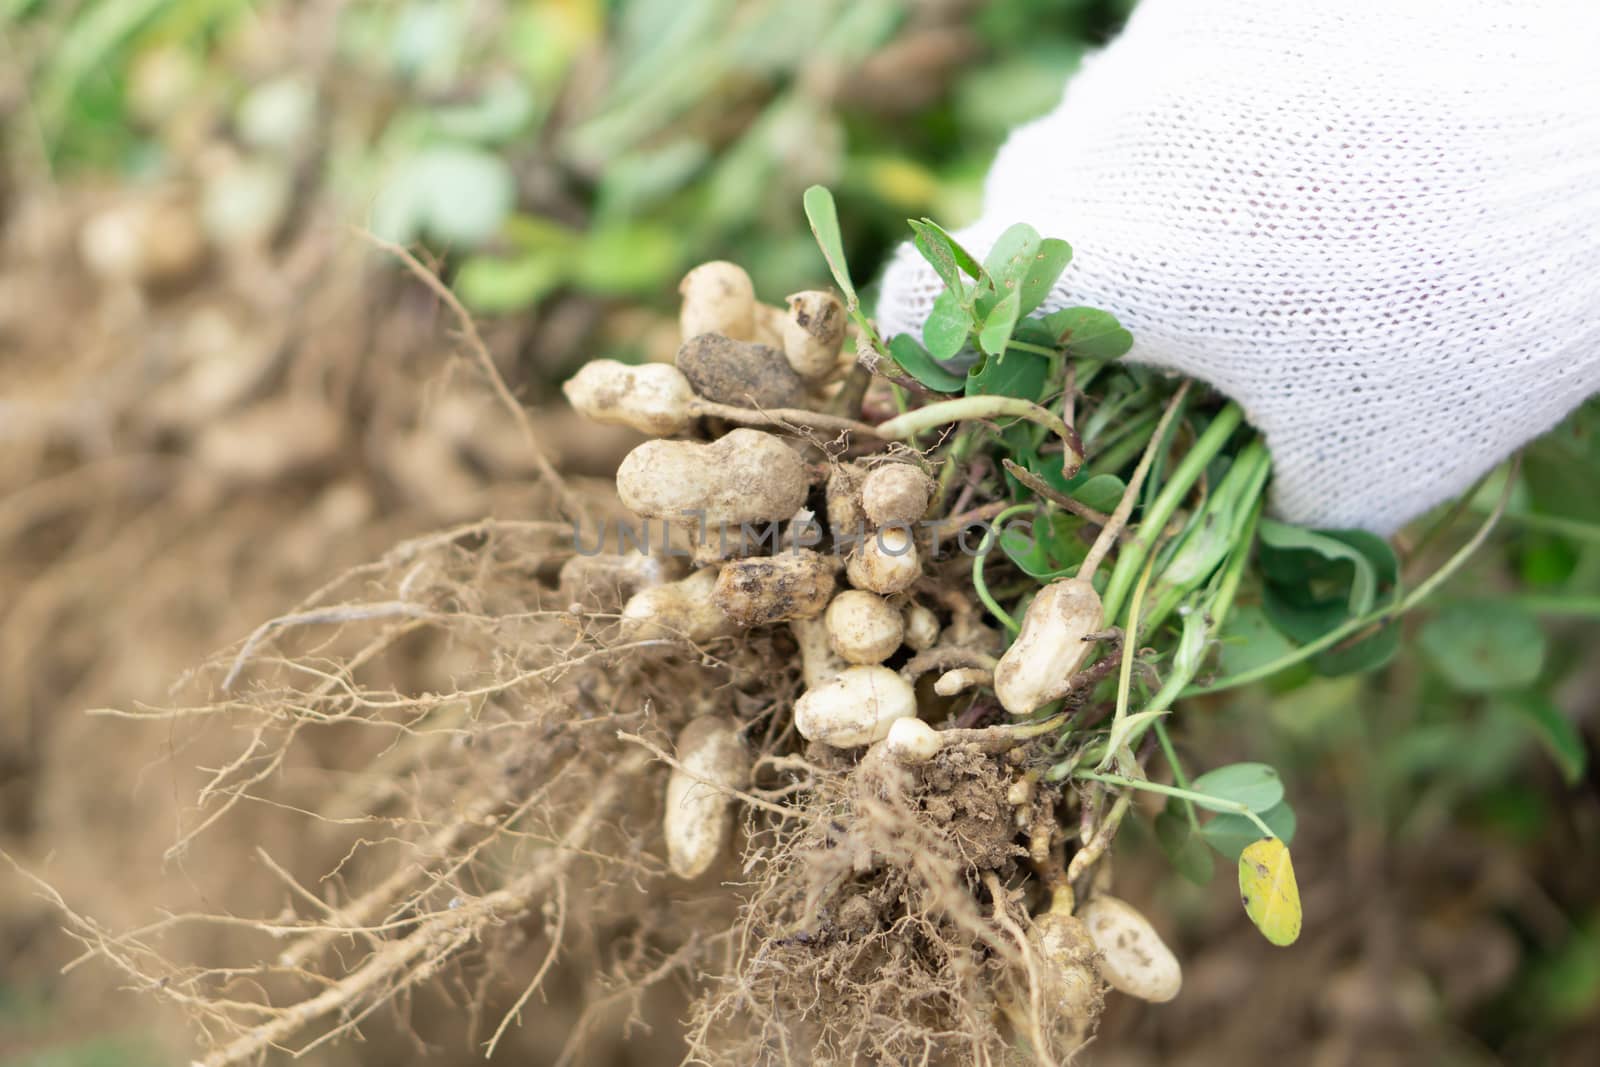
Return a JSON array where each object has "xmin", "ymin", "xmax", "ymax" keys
[{"xmin": 876, "ymin": 0, "xmax": 1600, "ymax": 533}]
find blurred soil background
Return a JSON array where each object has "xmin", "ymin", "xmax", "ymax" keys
[{"xmin": 1, "ymin": 1, "xmax": 1598, "ymax": 1065}]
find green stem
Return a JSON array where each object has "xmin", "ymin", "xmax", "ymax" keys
[
  {"xmin": 1080, "ymin": 382, "xmax": 1193, "ymax": 581},
  {"xmin": 1076, "ymin": 771, "xmax": 1274, "ymax": 838},
  {"xmin": 1139, "ymin": 604, "xmax": 1207, "ymax": 721},
  {"xmin": 1503, "ymin": 594, "xmax": 1600, "ymax": 619},
  {"xmin": 1472, "ymin": 506, "xmax": 1600, "ymax": 544},
  {"xmin": 1100, "ymin": 552, "xmax": 1157, "ymax": 772},
  {"xmin": 1085, "ymin": 409, "xmax": 1160, "ymax": 477},
  {"xmin": 1083, "ymin": 381, "xmax": 1151, "ymax": 447},
  {"xmin": 1153, "ymin": 721, "xmax": 1199, "ymax": 829},
  {"xmin": 932, "ymin": 428, "xmax": 980, "ymax": 513},
  {"xmin": 1141, "ymin": 388, "xmax": 1189, "ymax": 515},
  {"xmin": 972, "ymin": 503, "xmax": 1034, "ymax": 633},
  {"xmin": 1209, "ymin": 498, "xmax": 1263, "ymax": 632},
  {"xmin": 1101, "ymin": 404, "xmax": 1244, "ymax": 624},
  {"xmin": 878, "ymin": 395, "xmax": 1067, "ymax": 441},
  {"xmin": 991, "ymin": 710, "xmax": 1071, "ymax": 741},
  {"xmin": 1141, "ymin": 443, "xmax": 1270, "ymax": 635},
  {"xmin": 878, "ymin": 396, "xmax": 1081, "ymax": 475},
  {"xmin": 1184, "ymin": 456, "xmax": 1519, "ymax": 696}
]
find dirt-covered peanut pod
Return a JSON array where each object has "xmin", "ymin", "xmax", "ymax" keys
[
  {"xmin": 713, "ymin": 550, "xmax": 834, "ymax": 627},
  {"xmin": 558, "ymin": 552, "xmax": 681, "ymax": 612},
  {"xmin": 675, "ymin": 332, "xmax": 807, "ymax": 409},
  {"xmin": 902, "ymin": 602, "xmax": 940, "ymax": 652},
  {"xmin": 860, "ymin": 464, "xmax": 932, "ymax": 527},
  {"xmin": 780, "ymin": 290, "xmax": 846, "ymax": 382},
  {"xmin": 679, "ymin": 261, "xmax": 755, "ymax": 341},
  {"xmin": 825, "ymin": 463, "xmax": 867, "ymax": 538},
  {"xmin": 790, "ymin": 614, "xmax": 847, "ymax": 690},
  {"xmin": 617, "ymin": 429, "xmax": 809, "ymax": 535},
  {"xmin": 563, "ymin": 359, "xmax": 696, "ymax": 436},
  {"xmin": 1079, "ymin": 894, "xmax": 1182, "ymax": 1003},
  {"xmin": 825, "ymin": 590, "xmax": 904, "ymax": 665},
  {"xmin": 793, "ymin": 665, "xmax": 917, "ymax": 747},
  {"xmin": 664, "ymin": 716, "xmax": 750, "ymax": 879},
  {"xmin": 883, "ymin": 716, "xmax": 942, "ymax": 764},
  {"xmin": 992, "ymin": 577, "xmax": 1104, "ymax": 715},
  {"xmin": 621, "ymin": 568, "xmax": 738, "ymax": 643},
  {"xmin": 845, "ymin": 526, "xmax": 921, "ymax": 595},
  {"xmin": 1006, "ymin": 897, "xmax": 1105, "ymax": 1052}
]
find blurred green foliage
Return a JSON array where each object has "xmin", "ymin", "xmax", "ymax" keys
[
  {"xmin": 6, "ymin": 0, "xmax": 1134, "ymax": 312},
  {"xmin": 0, "ymin": 985, "xmax": 163, "ymax": 1067}
]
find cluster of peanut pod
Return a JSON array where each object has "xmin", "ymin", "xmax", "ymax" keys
[{"xmin": 562, "ymin": 261, "xmax": 1184, "ymax": 1012}]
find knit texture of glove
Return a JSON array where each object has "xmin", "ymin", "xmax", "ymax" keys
[{"xmin": 876, "ymin": 0, "xmax": 1600, "ymax": 532}]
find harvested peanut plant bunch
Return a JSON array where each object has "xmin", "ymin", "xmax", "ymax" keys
[
  {"xmin": 54, "ymin": 191, "xmax": 1510, "ymax": 1067},
  {"xmin": 559, "ymin": 188, "xmax": 1509, "ymax": 1060}
]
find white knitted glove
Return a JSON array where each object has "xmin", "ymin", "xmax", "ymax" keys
[{"xmin": 877, "ymin": 0, "xmax": 1600, "ymax": 533}]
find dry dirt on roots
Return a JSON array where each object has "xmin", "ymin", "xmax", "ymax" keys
[
  {"xmin": 693, "ymin": 744, "xmax": 1105, "ymax": 1066},
  {"xmin": 16, "ymin": 514, "xmax": 1106, "ymax": 1066},
  {"xmin": 1, "ymin": 185, "xmax": 1106, "ymax": 1066}
]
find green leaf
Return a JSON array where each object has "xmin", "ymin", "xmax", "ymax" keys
[
  {"xmin": 999, "ymin": 511, "xmax": 1086, "ymax": 580},
  {"xmin": 456, "ymin": 252, "xmax": 565, "ymax": 313},
  {"xmin": 1523, "ymin": 410, "xmax": 1600, "ymax": 524},
  {"xmin": 1070, "ymin": 473, "xmax": 1125, "ymax": 513},
  {"xmin": 1420, "ymin": 601, "xmax": 1547, "ymax": 692},
  {"xmin": 1260, "ymin": 595, "xmax": 1400, "ymax": 677},
  {"xmin": 1018, "ymin": 237, "xmax": 1072, "ymax": 316},
  {"xmin": 908, "ymin": 219, "xmax": 975, "ymax": 301},
  {"xmin": 1044, "ymin": 306, "xmax": 1133, "ymax": 361},
  {"xmin": 1259, "ymin": 521, "xmax": 1380, "ymax": 616},
  {"xmin": 1316, "ymin": 618, "xmax": 1401, "ymax": 677},
  {"xmin": 1201, "ymin": 800, "xmax": 1297, "ymax": 861},
  {"xmin": 910, "ymin": 217, "xmax": 984, "ymax": 282},
  {"xmin": 1155, "ymin": 804, "xmax": 1215, "ymax": 885},
  {"xmin": 1216, "ymin": 604, "xmax": 1300, "ymax": 679},
  {"xmin": 802, "ymin": 185, "xmax": 855, "ymax": 303},
  {"xmin": 370, "ymin": 146, "xmax": 516, "ymax": 247},
  {"xmin": 1259, "ymin": 524, "xmax": 1401, "ymax": 677},
  {"xmin": 1191, "ymin": 763, "xmax": 1285, "ymax": 814},
  {"xmin": 1011, "ymin": 455, "xmax": 1123, "ymax": 505},
  {"xmin": 923, "ymin": 289, "xmax": 974, "ymax": 360},
  {"xmin": 980, "ymin": 223, "xmax": 1042, "ymax": 306},
  {"xmin": 886, "ymin": 333, "xmax": 965, "ymax": 393},
  {"xmin": 1517, "ymin": 536, "xmax": 1579, "ymax": 587},
  {"xmin": 1014, "ymin": 449, "xmax": 1070, "ymax": 496},
  {"xmin": 977, "ymin": 287, "xmax": 1022, "ymax": 356},
  {"xmin": 953, "ymin": 49, "xmax": 1080, "ymax": 135},
  {"xmin": 572, "ymin": 223, "xmax": 680, "ymax": 294},
  {"xmin": 966, "ymin": 347, "xmax": 1048, "ymax": 402},
  {"xmin": 1522, "ymin": 917, "xmax": 1600, "ymax": 1024},
  {"xmin": 1239, "ymin": 837, "xmax": 1302, "ymax": 946},
  {"xmin": 1008, "ymin": 316, "xmax": 1058, "ymax": 348},
  {"xmin": 1495, "ymin": 692, "xmax": 1586, "ymax": 785},
  {"xmin": 594, "ymin": 139, "xmax": 708, "ymax": 219}
]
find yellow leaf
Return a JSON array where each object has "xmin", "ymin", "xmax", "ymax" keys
[{"xmin": 1238, "ymin": 837, "xmax": 1302, "ymax": 946}]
